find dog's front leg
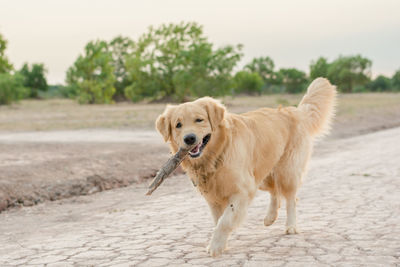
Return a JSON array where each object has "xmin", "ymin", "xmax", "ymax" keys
[
  {"xmin": 207, "ymin": 193, "xmax": 249, "ymax": 257},
  {"xmin": 207, "ymin": 202, "xmax": 223, "ymax": 226}
]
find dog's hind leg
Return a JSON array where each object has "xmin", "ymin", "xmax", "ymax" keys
[
  {"xmin": 274, "ymin": 170, "xmax": 302, "ymax": 234},
  {"xmin": 280, "ymin": 172, "xmax": 302, "ymax": 234},
  {"xmin": 279, "ymin": 138, "xmax": 312, "ymax": 234},
  {"xmin": 284, "ymin": 192, "xmax": 298, "ymax": 234},
  {"xmin": 264, "ymin": 192, "xmax": 280, "ymax": 226},
  {"xmin": 260, "ymin": 174, "xmax": 281, "ymax": 226}
]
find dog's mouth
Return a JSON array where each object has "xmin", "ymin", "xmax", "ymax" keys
[{"xmin": 188, "ymin": 134, "xmax": 211, "ymax": 158}]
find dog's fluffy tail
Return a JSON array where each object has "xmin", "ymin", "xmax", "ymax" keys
[{"xmin": 298, "ymin": 77, "xmax": 337, "ymax": 137}]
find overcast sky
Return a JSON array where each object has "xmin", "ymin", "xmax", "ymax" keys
[{"xmin": 1, "ymin": 0, "xmax": 399, "ymax": 84}]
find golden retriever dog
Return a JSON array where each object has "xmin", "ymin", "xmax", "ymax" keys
[{"xmin": 156, "ymin": 78, "xmax": 336, "ymax": 257}]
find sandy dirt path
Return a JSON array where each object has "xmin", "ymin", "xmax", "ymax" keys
[{"xmin": 0, "ymin": 127, "xmax": 399, "ymax": 266}]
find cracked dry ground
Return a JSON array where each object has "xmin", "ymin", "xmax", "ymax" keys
[{"xmin": 1, "ymin": 127, "xmax": 400, "ymax": 267}]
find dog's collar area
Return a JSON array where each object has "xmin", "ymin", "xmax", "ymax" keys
[{"xmin": 189, "ymin": 134, "xmax": 211, "ymax": 158}]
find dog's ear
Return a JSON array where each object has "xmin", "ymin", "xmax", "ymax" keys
[
  {"xmin": 196, "ymin": 97, "xmax": 226, "ymax": 131},
  {"xmin": 155, "ymin": 105, "xmax": 175, "ymax": 142}
]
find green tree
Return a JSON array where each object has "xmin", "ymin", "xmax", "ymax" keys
[
  {"xmin": 109, "ymin": 36, "xmax": 135, "ymax": 100},
  {"xmin": 392, "ymin": 69, "xmax": 400, "ymax": 91},
  {"xmin": 367, "ymin": 75, "xmax": 391, "ymax": 92},
  {"xmin": 124, "ymin": 22, "xmax": 242, "ymax": 102},
  {"xmin": 66, "ymin": 40, "xmax": 116, "ymax": 104},
  {"xmin": 244, "ymin": 56, "xmax": 279, "ymax": 86},
  {"xmin": 278, "ymin": 68, "xmax": 308, "ymax": 93},
  {"xmin": 309, "ymin": 57, "xmax": 329, "ymax": 80},
  {"xmin": 19, "ymin": 63, "xmax": 48, "ymax": 98},
  {"xmin": 327, "ymin": 55, "xmax": 371, "ymax": 93},
  {"xmin": 233, "ymin": 71, "xmax": 263, "ymax": 95},
  {"xmin": 172, "ymin": 42, "xmax": 242, "ymax": 100},
  {"xmin": 0, "ymin": 33, "xmax": 13, "ymax": 73},
  {"xmin": 0, "ymin": 73, "xmax": 27, "ymax": 105}
]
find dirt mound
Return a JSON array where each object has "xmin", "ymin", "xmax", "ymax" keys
[{"xmin": 0, "ymin": 142, "xmax": 183, "ymax": 212}]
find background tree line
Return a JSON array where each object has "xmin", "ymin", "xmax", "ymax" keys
[{"xmin": 1, "ymin": 22, "xmax": 400, "ymax": 105}]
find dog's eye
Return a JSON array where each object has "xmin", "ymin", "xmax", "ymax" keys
[
  {"xmin": 176, "ymin": 122, "xmax": 182, "ymax": 128},
  {"xmin": 195, "ymin": 118, "xmax": 204, "ymax": 123}
]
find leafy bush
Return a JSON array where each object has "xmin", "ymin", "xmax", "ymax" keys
[
  {"xmin": 0, "ymin": 73, "xmax": 27, "ymax": 105},
  {"xmin": 0, "ymin": 33, "xmax": 13, "ymax": 74},
  {"xmin": 309, "ymin": 57, "xmax": 329, "ymax": 80},
  {"xmin": 19, "ymin": 63, "xmax": 48, "ymax": 98},
  {"xmin": 37, "ymin": 84, "xmax": 71, "ymax": 99},
  {"xmin": 367, "ymin": 75, "xmax": 392, "ymax": 92},
  {"xmin": 309, "ymin": 55, "xmax": 372, "ymax": 93},
  {"xmin": 278, "ymin": 68, "xmax": 308, "ymax": 93},
  {"xmin": 326, "ymin": 55, "xmax": 371, "ymax": 93},
  {"xmin": 245, "ymin": 57, "xmax": 278, "ymax": 85},
  {"xmin": 392, "ymin": 69, "xmax": 400, "ymax": 91},
  {"xmin": 353, "ymin": 85, "xmax": 368, "ymax": 93},
  {"xmin": 233, "ymin": 71, "xmax": 263, "ymax": 95}
]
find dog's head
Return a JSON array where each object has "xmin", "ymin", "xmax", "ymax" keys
[{"xmin": 156, "ymin": 97, "xmax": 226, "ymax": 159}]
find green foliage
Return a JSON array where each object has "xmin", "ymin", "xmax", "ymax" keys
[
  {"xmin": 0, "ymin": 33, "xmax": 13, "ymax": 73},
  {"xmin": 0, "ymin": 32, "xmax": 50, "ymax": 102},
  {"xmin": 66, "ymin": 40, "xmax": 116, "ymax": 104},
  {"xmin": 363, "ymin": 72, "xmax": 400, "ymax": 92},
  {"xmin": 327, "ymin": 55, "xmax": 371, "ymax": 93},
  {"xmin": 233, "ymin": 71, "xmax": 263, "ymax": 95},
  {"xmin": 19, "ymin": 63, "xmax": 48, "ymax": 98},
  {"xmin": 278, "ymin": 68, "xmax": 308, "ymax": 93},
  {"xmin": 244, "ymin": 56, "xmax": 279, "ymax": 86},
  {"xmin": 124, "ymin": 22, "xmax": 242, "ymax": 102},
  {"xmin": 172, "ymin": 43, "xmax": 242, "ymax": 100},
  {"xmin": 392, "ymin": 69, "xmax": 400, "ymax": 91},
  {"xmin": 38, "ymin": 84, "xmax": 70, "ymax": 99},
  {"xmin": 309, "ymin": 57, "xmax": 329, "ymax": 80},
  {"xmin": 0, "ymin": 73, "xmax": 27, "ymax": 105},
  {"xmin": 309, "ymin": 55, "xmax": 373, "ymax": 93},
  {"xmin": 367, "ymin": 75, "xmax": 392, "ymax": 92},
  {"xmin": 60, "ymin": 22, "xmax": 400, "ymax": 101},
  {"xmin": 352, "ymin": 85, "xmax": 367, "ymax": 93},
  {"xmin": 59, "ymin": 84, "xmax": 80, "ymax": 98},
  {"xmin": 109, "ymin": 36, "xmax": 135, "ymax": 100}
]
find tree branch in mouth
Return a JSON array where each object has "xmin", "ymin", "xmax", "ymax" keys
[{"xmin": 146, "ymin": 145, "xmax": 194, "ymax": 195}]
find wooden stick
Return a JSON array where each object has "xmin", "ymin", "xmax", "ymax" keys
[{"xmin": 146, "ymin": 146, "xmax": 192, "ymax": 195}]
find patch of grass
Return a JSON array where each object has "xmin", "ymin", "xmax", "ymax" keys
[{"xmin": 0, "ymin": 93, "xmax": 399, "ymax": 132}]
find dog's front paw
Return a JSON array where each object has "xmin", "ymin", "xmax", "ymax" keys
[
  {"xmin": 264, "ymin": 211, "xmax": 278, "ymax": 226},
  {"xmin": 207, "ymin": 240, "xmax": 226, "ymax": 257},
  {"xmin": 286, "ymin": 226, "xmax": 299, "ymax": 234}
]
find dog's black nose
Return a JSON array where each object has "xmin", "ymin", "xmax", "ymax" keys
[{"xmin": 184, "ymin": 134, "xmax": 197, "ymax": 145}]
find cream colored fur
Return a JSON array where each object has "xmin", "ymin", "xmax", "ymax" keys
[{"xmin": 156, "ymin": 77, "xmax": 337, "ymax": 257}]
